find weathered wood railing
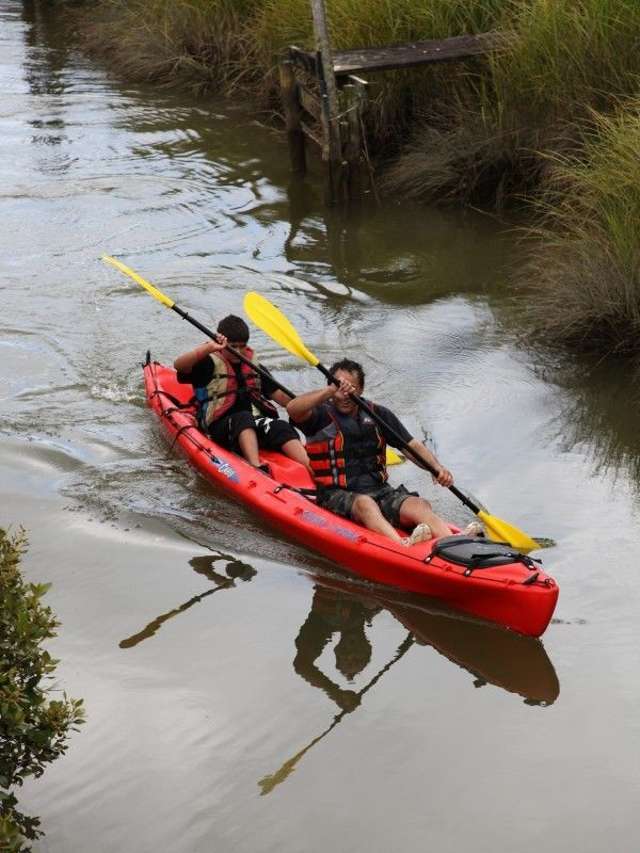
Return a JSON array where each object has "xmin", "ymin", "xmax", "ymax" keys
[{"xmin": 279, "ymin": 14, "xmax": 507, "ymax": 204}]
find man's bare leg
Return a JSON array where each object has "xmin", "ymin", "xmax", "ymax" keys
[
  {"xmin": 352, "ymin": 494, "xmax": 404, "ymax": 543},
  {"xmin": 280, "ymin": 438, "xmax": 313, "ymax": 474},
  {"xmin": 237, "ymin": 428, "xmax": 261, "ymax": 467},
  {"xmin": 398, "ymin": 496, "xmax": 451, "ymax": 539}
]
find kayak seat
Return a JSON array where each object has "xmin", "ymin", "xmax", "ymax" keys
[{"xmin": 425, "ymin": 536, "xmax": 541, "ymax": 576}]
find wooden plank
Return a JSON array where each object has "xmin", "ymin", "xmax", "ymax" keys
[
  {"xmin": 310, "ymin": 0, "xmax": 345, "ymax": 205},
  {"xmin": 300, "ymin": 120, "xmax": 323, "ymax": 148},
  {"xmin": 291, "ymin": 31, "xmax": 506, "ymax": 78},
  {"xmin": 334, "ymin": 32, "xmax": 506, "ymax": 75},
  {"xmin": 298, "ymin": 84, "xmax": 321, "ymax": 122},
  {"xmin": 279, "ymin": 61, "xmax": 306, "ymax": 176},
  {"xmin": 288, "ymin": 45, "xmax": 318, "ymax": 75}
]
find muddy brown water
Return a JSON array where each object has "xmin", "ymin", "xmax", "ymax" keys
[{"xmin": 2, "ymin": 2, "xmax": 640, "ymax": 851}]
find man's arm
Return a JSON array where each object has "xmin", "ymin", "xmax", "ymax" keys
[
  {"xmin": 376, "ymin": 404, "xmax": 454, "ymax": 487},
  {"xmin": 405, "ymin": 438, "xmax": 453, "ymax": 487},
  {"xmin": 270, "ymin": 389, "xmax": 292, "ymax": 408},
  {"xmin": 287, "ymin": 384, "xmax": 337, "ymax": 423},
  {"xmin": 173, "ymin": 335, "xmax": 227, "ymax": 377}
]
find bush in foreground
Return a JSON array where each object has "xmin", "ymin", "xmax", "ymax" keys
[{"xmin": 0, "ymin": 528, "xmax": 85, "ymax": 851}]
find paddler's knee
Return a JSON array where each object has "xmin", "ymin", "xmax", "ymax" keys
[{"xmin": 352, "ymin": 494, "xmax": 378, "ymax": 518}]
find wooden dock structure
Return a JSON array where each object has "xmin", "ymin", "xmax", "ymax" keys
[{"xmin": 279, "ymin": 1, "xmax": 506, "ymax": 203}]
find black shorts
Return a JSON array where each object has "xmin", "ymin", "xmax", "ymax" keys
[
  {"xmin": 208, "ymin": 411, "xmax": 299, "ymax": 453},
  {"xmin": 316, "ymin": 484, "xmax": 419, "ymax": 528}
]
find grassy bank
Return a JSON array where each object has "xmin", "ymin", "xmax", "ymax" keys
[
  {"xmin": 74, "ymin": 0, "xmax": 510, "ymax": 140},
  {"xmin": 77, "ymin": 0, "xmax": 259, "ymax": 94},
  {"xmin": 385, "ymin": 0, "xmax": 640, "ymax": 202},
  {"xmin": 518, "ymin": 103, "xmax": 640, "ymax": 357}
]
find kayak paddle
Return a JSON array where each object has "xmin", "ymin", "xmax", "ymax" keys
[
  {"xmin": 243, "ymin": 290, "xmax": 541, "ymax": 553},
  {"xmin": 100, "ymin": 255, "xmax": 403, "ymax": 467}
]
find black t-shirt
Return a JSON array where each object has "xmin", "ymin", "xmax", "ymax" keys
[
  {"xmin": 297, "ymin": 401, "xmax": 413, "ymax": 492},
  {"xmin": 177, "ymin": 356, "xmax": 278, "ymax": 416}
]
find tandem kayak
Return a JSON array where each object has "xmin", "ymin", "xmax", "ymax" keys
[{"xmin": 143, "ymin": 359, "xmax": 559, "ymax": 637}]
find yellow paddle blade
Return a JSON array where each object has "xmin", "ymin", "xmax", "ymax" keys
[
  {"xmin": 477, "ymin": 510, "xmax": 540, "ymax": 553},
  {"xmin": 386, "ymin": 447, "xmax": 404, "ymax": 466},
  {"xmin": 101, "ymin": 255, "xmax": 175, "ymax": 309},
  {"xmin": 244, "ymin": 292, "xmax": 319, "ymax": 367}
]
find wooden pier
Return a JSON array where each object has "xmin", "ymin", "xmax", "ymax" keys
[{"xmin": 279, "ymin": 1, "xmax": 506, "ymax": 203}]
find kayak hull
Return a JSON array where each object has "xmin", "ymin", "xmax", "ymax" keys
[{"xmin": 144, "ymin": 361, "xmax": 559, "ymax": 637}]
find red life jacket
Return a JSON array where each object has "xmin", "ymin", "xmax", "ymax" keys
[
  {"xmin": 196, "ymin": 348, "xmax": 277, "ymax": 428},
  {"xmin": 305, "ymin": 404, "xmax": 388, "ymax": 489}
]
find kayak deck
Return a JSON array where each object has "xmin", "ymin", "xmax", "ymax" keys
[{"xmin": 143, "ymin": 360, "xmax": 559, "ymax": 636}]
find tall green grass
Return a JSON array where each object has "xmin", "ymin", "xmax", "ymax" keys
[
  {"xmin": 83, "ymin": 0, "xmax": 510, "ymax": 131},
  {"xmin": 519, "ymin": 103, "xmax": 640, "ymax": 356},
  {"xmin": 81, "ymin": 0, "xmax": 263, "ymax": 92},
  {"xmin": 385, "ymin": 0, "xmax": 640, "ymax": 203},
  {"xmin": 247, "ymin": 0, "xmax": 510, "ymax": 141}
]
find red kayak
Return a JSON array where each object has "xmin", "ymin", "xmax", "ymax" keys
[{"xmin": 143, "ymin": 359, "xmax": 559, "ymax": 637}]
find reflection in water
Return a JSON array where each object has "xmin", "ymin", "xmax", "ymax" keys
[
  {"xmin": 284, "ymin": 180, "xmax": 514, "ymax": 306},
  {"xmin": 259, "ymin": 580, "xmax": 559, "ymax": 794},
  {"xmin": 386, "ymin": 591, "xmax": 559, "ymax": 706},
  {"xmin": 119, "ymin": 551, "xmax": 256, "ymax": 648},
  {"xmin": 294, "ymin": 585, "xmax": 382, "ymax": 711},
  {"xmin": 260, "ymin": 623, "xmax": 413, "ymax": 796},
  {"xmin": 551, "ymin": 361, "xmax": 640, "ymax": 494},
  {"xmin": 22, "ymin": 0, "xmax": 70, "ymax": 165}
]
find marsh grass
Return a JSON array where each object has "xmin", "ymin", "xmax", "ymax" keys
[
  {"xmin": 519, "ymin": 105, "xmax": 640, "ymax": 356},
  {"xmin": 81, "ymin": 0, "xmax": 262, "ymax": 93},
  {"xmin": 81, "ymin": 0, "xmax": 510, "ymax": 133},
  {"xmin": 385, "ymin": 0, "xmax": 640, "ymax": 203}
]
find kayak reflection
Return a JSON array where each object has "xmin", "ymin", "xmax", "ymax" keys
[
  {"xmin": 299, "ymin": 580, "xmax": 560, "ymax": 707},
  {"xmin": 118, "ymin": 551, "xmax": 256, "ymax": 649},
  {"xmin": 259, "ymin": 579, "xmax": 559, "ymax": 795}
]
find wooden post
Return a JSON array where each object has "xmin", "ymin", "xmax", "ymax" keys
[
  {"xmin": 310, "ymin": 0, "xmax": 344, "ymax": 203},
  {"xmin": 342, "ymin": 82, "xmax": 363, "ymax": 196},
  {"xmin": 279, "ymin": 60, "xmax": 306, "ymax": 177}
]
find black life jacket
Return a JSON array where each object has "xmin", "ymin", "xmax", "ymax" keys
[{"xmin": 305, "ymin": 403, "xmax": 387, "ymax": 489}]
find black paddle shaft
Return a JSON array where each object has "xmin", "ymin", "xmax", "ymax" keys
[
  {"xmin": 170, "ymin": 304, "xmax": 296, "ymax": 400},
  {"xmin": 317, "ymin": 363, "xmax": 481, "ymax": 515}
]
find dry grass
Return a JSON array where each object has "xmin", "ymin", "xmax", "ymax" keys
[
  {"xmin": 518, "ymin": 104, "xmax": 640, "ymax": 356},
  {"xmin": 384, "ymin": 0, "xmax": 640, "ymax": 204},
  {"xmin": 80, "ymin": 0, "xmax": 262, "ymax": 93}
]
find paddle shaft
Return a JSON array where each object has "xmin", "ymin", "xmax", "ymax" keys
[
  {"xmin": 170, "ymin": 303, "xmax": 296, "ymax": 400},
  {"xmin": 316, "ymin": 363, "xmax": 482, "ymax": 515}
]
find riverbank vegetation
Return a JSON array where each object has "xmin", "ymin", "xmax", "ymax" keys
[
  {"xmin": 0, "ymin": 528, "xmax": 84, "ymax": 851},
  {"xmin": 68, "ymin": 0, "xmax": 640, "ymax": 357}
]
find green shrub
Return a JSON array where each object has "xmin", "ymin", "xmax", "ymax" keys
[{"xmin": 0, "ymin": 528, "xmax": 85, "ymax": 851}]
